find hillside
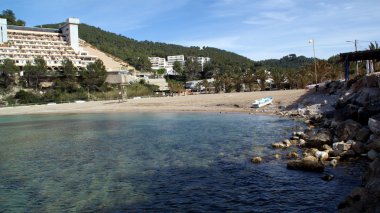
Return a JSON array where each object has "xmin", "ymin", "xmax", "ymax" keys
[{"xmin": 41, "ymin": 23, "xmax": 255, "ymax": 70}]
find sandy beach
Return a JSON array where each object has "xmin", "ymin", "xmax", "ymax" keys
[{"xmin": 0, "ymin": 90, "xmax": 307, "ymax": 116}]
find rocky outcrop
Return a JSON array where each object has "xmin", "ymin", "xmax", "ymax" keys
[{"xmin": 279, "ymin": 73, "xmax": 380, "ymax": 212}]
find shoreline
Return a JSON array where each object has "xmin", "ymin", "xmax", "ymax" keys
[{"xmin": 0, "ymin": 90, "xmax": 307, "ymax": 116}]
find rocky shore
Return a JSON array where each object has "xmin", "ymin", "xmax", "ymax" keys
[{"xmin": 266, "ymin": 73, "xmax": 380, "ymax": 212}]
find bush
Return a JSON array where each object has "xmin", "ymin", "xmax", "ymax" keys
[{"xmin": 14, "ymin": 90, "xmax": 40, "ymax": 104}]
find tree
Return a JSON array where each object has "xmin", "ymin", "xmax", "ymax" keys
[
  {"xmin": 155, "ymin": 68, "xmax": 166, "ymax": 78},
  {"xmin": 173, "ymin": 61, "xmax": 184, "ymax": 76},
  {"xmin": 61, "ymin": 58, "xmax": 77, "ymax": 92},
  {"xmin": 0, "ymin": 9, "xmax": 25, "ymax": 26},
  {"xmin": 81, "ymin": 59, "xmax": 107, "ymax": 91},
  {"xmin": 255, "ymin": 68, "xmax": 267, "ymax": 91},
  {"xmin": 134, "ymin": 57, "xmax": 151, "ymax": 72},
  {"xmin": 22, "ymin": 61, "xmax": 34, "ymax": 88},
  {"xmin": 28, "ymin": 57, "xmax": 47, "ymax": 89},
  {"xmin": 184, "ymin": 58, "xmax": 201, "ymax": 80},
  {"xmin": 242, "ymin": 70, "xmax": 256, "ymax": 91},
  {"xmin": 271, "ymin": 68, "xmax": 285, "ymax": 89},
  {"xmin": 0, "ymin": 59, "xmax": 19, "ymax": 88}
]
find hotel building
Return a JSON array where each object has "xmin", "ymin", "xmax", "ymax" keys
[{"xmin": 0, "ymin": 17, "xmax": 97, "ymax": 72}]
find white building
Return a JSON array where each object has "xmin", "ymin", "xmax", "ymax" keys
[
  {"xmin": 167, "ymin": 55, "xmax": 185, "ymax": 67},
  {"xmin": 148, "ymin": 57, "xmax": 167, "ymax": 70},
  {"xmin": 0, "ymin": 17, "xmax": 97, "ymax": 71}
]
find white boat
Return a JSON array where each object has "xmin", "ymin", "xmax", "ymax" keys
[{"xmin": 252, "ymin": 96, "xmax": 273, "ymax": 108}]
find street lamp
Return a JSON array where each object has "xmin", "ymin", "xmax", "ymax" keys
[
  {"xmin": 309, "ymin": 39, "xmax": 317, "ymax": 84},
  {"xmin": 346, "ymin": 40, "xmax": 359, "ymax": 75}
]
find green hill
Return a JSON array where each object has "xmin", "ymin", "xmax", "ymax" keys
[{"xmin": 41, "ymin": 23, "xmax": 255, "ymax": 72}]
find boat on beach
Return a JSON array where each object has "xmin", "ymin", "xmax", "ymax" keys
[{"xmin": 252, "ymin": 96, "xmax": 273, "ymax": 108}]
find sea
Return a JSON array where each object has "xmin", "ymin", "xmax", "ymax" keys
[{"xmin": 0, "ymin": 112, "xmax": 365, "ymax": 212}]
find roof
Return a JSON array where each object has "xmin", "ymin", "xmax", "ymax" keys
[{"xmin": 340, "ymin": 49, "xmax": 380, "ymax": 62}]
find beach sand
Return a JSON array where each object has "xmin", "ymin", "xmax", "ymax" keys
[{"xmin": 0, "ymin": 90, "xmax": 307, "ymax": 116}]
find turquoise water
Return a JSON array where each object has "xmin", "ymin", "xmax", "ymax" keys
[{"xmin": 0, "ymin": 113, "xmax": 363, "ymax": 212}]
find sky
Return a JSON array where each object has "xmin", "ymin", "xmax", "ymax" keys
[{"xmin": 1, "ymin": 0, "xmax": 380, "ymax": 61}]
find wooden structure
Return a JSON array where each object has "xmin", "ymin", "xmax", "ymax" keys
[{"xmin": 340, "ymin": 49, "xmax": 380, "ymax": 81}]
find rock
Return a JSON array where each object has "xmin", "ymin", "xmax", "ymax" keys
[
  {"xmin": 321, "ymin": 174, "xmax": 335, "ymax": 181},
  {"xmin": 291, "ymin": 136, "xmax": 300, "ymax": 140},
  {"xmin": 287, "ymin": 151, "xmax": 299, "ymax": 159},
  {"xmin": 307, "ymin": 128, "xmax": 333, "ymax": 148},
  {"xmin": 304, "ymin": 148, "xmax": 319, "ymax": 157},
  {"xmin": 336, "ymin": 119, "xmax": 362, "ymax": 141},
  {"xmin": 333, "ymin": 141, "xmax": 352, "ymax": 151},
  {"xmin": 315, "ymin": 151, "xmax": 329, "ymax": 161},
  {"xmin": 352, "ymin": 141, "xmax": 366, "ymax": 154},
  {"xmin": 274, "ymin": 153, "xmax": 281, "ymax": 159},
  {"xmin": 322, "ymin": 144, "xmax": 333, "ymax": 151},
  {"xmin": 330, "ymin": 159, "xmax": 338, "ymax": 167},
  {"xmin": 303, "ymin": 155, "xmax": 318, "ymax": 162},
  {"xmin": 368, "ymin": 114, "xmax": 380, "ymax": 135},
  {"xmin": 342, "ymin": 104, "xmax": 359, "ymax": 121},
  {"xmin": 364, "ymin": 74, "xmax": 379, "ymax": 87},
  {"xmin": 282, "ymin": 139, "xmax": 292, "ymax": 147},
  {"xmin": 366, "ymin": 134, "xmax": 380, "ymax": 152},
  {"xmin": 357, "ymin": 107, "xmax": 371, "ymax": 125},
  {"xmin": 287, "ymin": 159, "xmax": 324, "ymax": 172},
  {"xmin": 299, "ymin": 139, "xmax": 306, "ymax": 147},
  {"xmin": 355, "ymin": 127, "xmax": 371, "ymax": 142},
  {"xmin": 340, "ymin": 150, "xmax": 356, "ymax": 159},
  {"xmin": 368, "ymin": 150, "xmax": 379, "ymax": 160},
  {"xmin": 272, "ymin": 142, "xmax": 286, "ymax": 149},
  {"xmin": 251, "ymin": 156, "xmax": 263, "ymax": 164}
]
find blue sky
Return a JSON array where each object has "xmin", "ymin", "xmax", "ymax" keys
[{"xmin": 2, "ymin": 0, "xmax": 380, "ymax": 60}]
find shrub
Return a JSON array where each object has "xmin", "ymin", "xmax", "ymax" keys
[{"xmin": 14, "ymin": 90, "xmax": 40, "ymax": 104}]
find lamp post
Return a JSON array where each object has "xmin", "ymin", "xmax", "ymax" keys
[
  {"xmin": 309, "ymin": 39, "xmax": 317, "ymax": 84},
  {"xmin": 346, "ymin": 40, "xmax": 358, "ymax": 75}
]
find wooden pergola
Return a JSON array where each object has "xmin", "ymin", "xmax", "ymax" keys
[{"xmin": 340, "ymin": 49, "xmax": 380, "ymax": 81}]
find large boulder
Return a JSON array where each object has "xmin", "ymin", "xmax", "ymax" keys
[
  {"xmin": 306, "ymin": 128, "xmax": 333, "ymax": 148},
  {"xmin": 335, "ymin": 119, "xmax": 362, "ymax": 141},
  {"xmin": 366, "ymin": 135, "xmax": 380, "ymax": 152},
  {"xmin": 368, "ymin": 114, "xmax": 380, "ymax": 135},
  {"xmin": 287, "ymin": 159, "xmax": 324, "ymax": 172},
  {"xmin": 355, "ymin": 127, "xmax": 371, "ymax": 142},
  {"xmin": 351, "ymin": 141, "xmax": 365, "ymax": 154}
]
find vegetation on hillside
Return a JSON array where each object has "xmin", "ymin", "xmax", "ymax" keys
[{"xmin": 0, "ymin": 9, "xmax": 25, "ymax": 26}]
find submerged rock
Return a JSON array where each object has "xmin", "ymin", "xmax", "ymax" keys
[
  {"xmin": 287, "ymin": 159, "xmax": 324, "ymax": 172},
  {"xmin": 321, "ymin": 174, "xmax": 335, "ymax": 181},
  {"xmin": 330, "ymin": 159, "xmax": 338, "ymax": 167},
  {"xmin": 251, "ymin": 156, "xmax": 263, "ymax": 164},
  {"xmin": 287, "ymin": 151, "xmax": 299, "ymax": 159}
]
